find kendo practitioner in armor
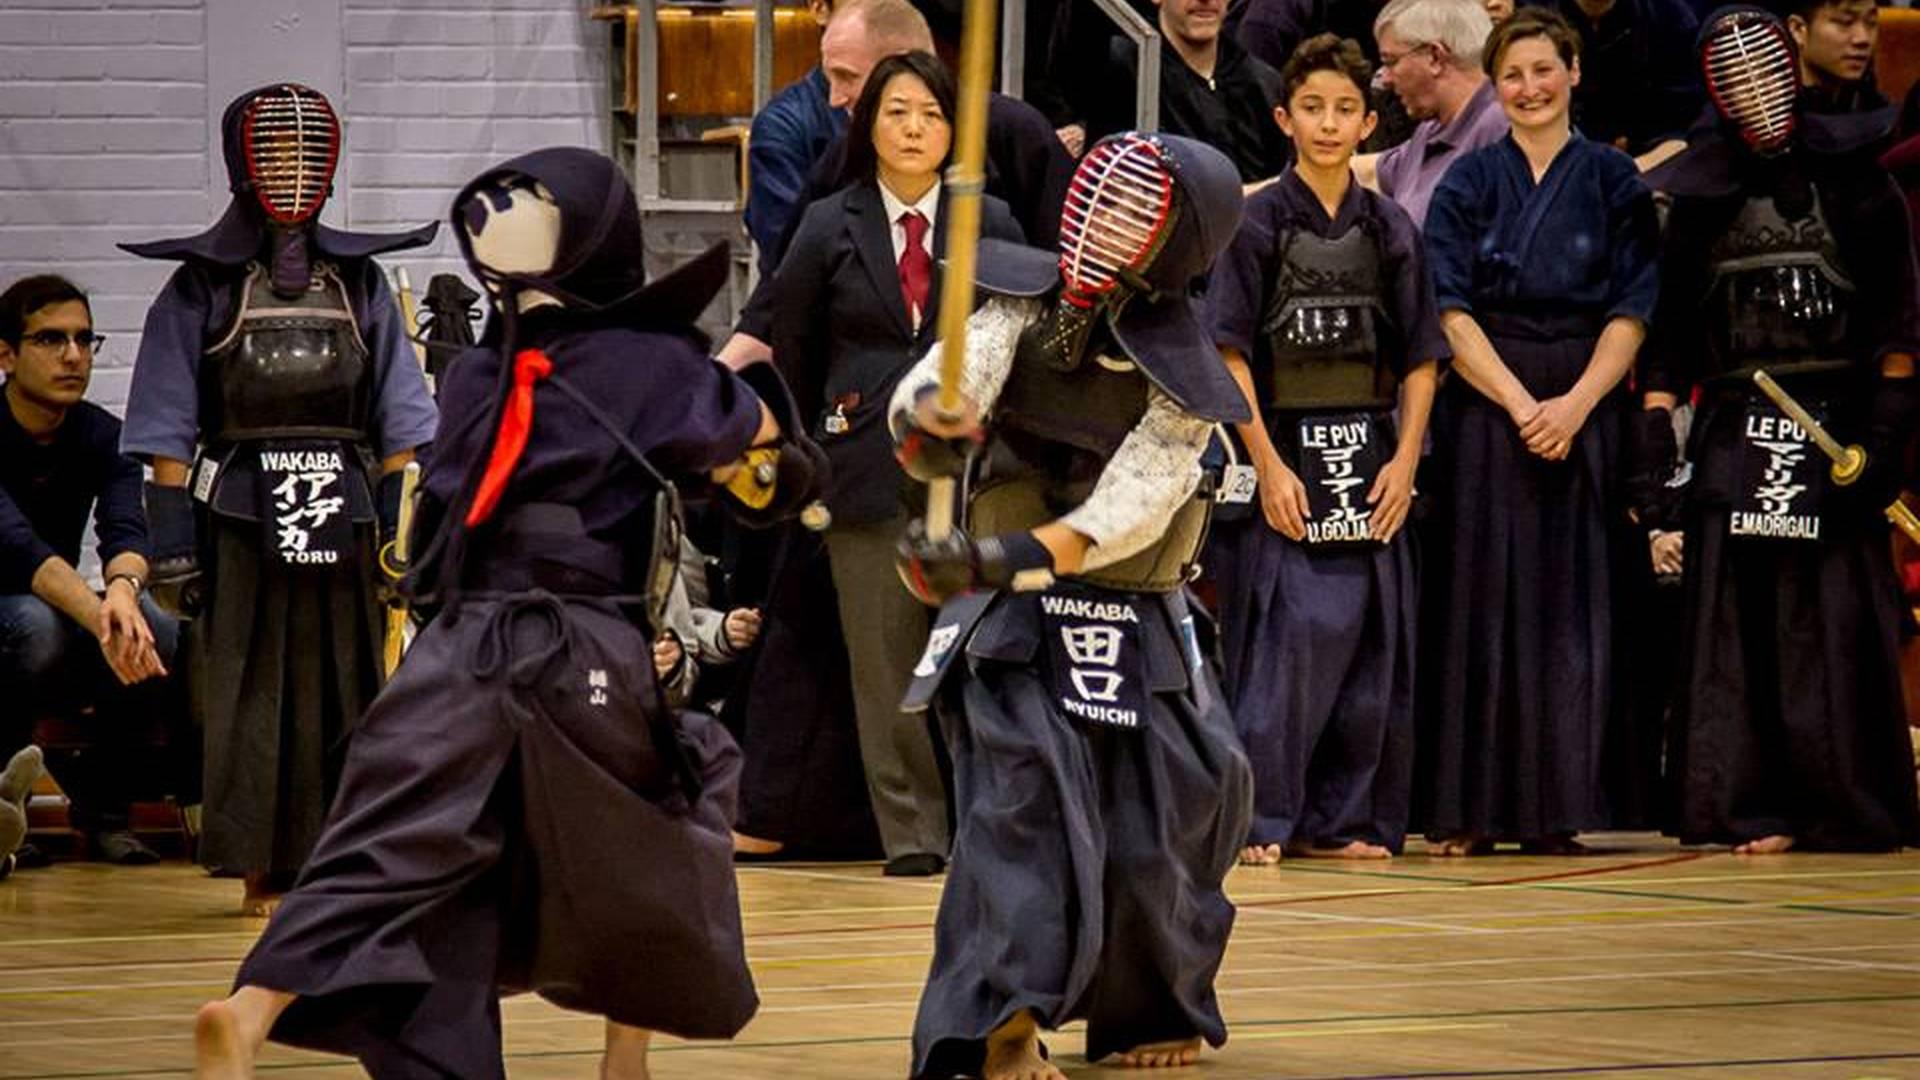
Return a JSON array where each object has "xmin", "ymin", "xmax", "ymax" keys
[
  {"xmin": 1638, "ymin": 8, "xmax": 1920, "ymax": 854},
  {"xmin": 1207, "ymin": 36, "xmax": 1448, "ymax": 867},
  {"xmin": 189, "ymin": 147, "xmax": 824, "ymax": 1079},
  {"xmin": 891, "ymin": 132, "xmax": 1256, "ymax": 1080},
  {"xmin": 120, "ymin": 84, "xmax": 438, "ymax": 915}
]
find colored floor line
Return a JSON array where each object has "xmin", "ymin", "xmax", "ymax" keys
[
  {"xmin": 1475, "ymin": 852, "xmax": 1708, "ymax": 887},
  {"xmin": 1252, "ymin": 853, "xmax": 1716, "ymax": 903},
  {"xmin": 1520, "ymin": 876, "xmax": 1912, "ymax": 907},
  {"xmin": 1277, "ymin": 1051, "xmax": 1920, "ymax": 1079}
]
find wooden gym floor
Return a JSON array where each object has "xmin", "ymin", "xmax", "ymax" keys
[{"xmin": 2, "ymin": 834, "xmax": 1917, "ymax": 1079}]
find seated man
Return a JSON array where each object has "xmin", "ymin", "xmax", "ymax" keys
[{"xmin": 0, "ymin": 274, "xmax": 183, "ymax": 866}]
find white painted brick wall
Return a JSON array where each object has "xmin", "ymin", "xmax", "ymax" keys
[
  {"xmin": 0, "ymin": 1, "xmax": 212, "ymax": 413},
  {"xmin": 0, "ymin": 0, "xmax": 613, "ymax": 415},
  {"xmin": 343, "ymin": 0, "xmax": 612, "ymax": 321}
]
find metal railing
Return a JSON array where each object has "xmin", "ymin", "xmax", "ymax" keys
[
  {"xmin": 996, "ymin": 0, "xmax": 1159, "ymax": 133},
  {"xmin": 597, "ymin": 0, "xmax": 774, "ymax": 212}
]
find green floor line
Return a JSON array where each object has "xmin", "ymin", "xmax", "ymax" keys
[{"xmin": 1780, "ymin": 904, "xmax": 1917, "ymax": 918}]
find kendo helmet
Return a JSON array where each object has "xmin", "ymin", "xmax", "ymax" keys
[
  {"xmin": 450, "ymin": 147, "xmax": 731, "ymax": 341},
  {"xmin": 1056, "ymin": 132, "xmax": 1245, "ymax": 311},
  {"xmin": 222, "ymin": 84, "xmax": 341, "ymax": 227},
  {"xmin": 1085, "ymin": 133, "xmax": 1250, "ymax": 424},
  {"xmin": 1699, "ymin": 6, "xmax": 1801, "ymax": 155}
]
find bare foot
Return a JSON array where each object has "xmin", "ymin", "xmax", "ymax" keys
[
  {"xmin": 1429, "ymin": 835, "xmax": 1492, "ymax": 857},
  {"xmin": 1114, "ymin": 1037, "xmax": 1203, "ymax": 1068},
  {"xmin": 985, "ymin": 1011, "xmax": 1064, "ymax": 1080},
  {"xmin": 731, "ymin": 831, "xmax": 785, "ymax": 857},
  {"xmin": 193, "ymin": 987, "xmax": 294, "ymax": 1080},
  {"xmin": 241, "ymin": 875, "xmax": 282, "ymax": 918},
  {"xmin": 602, "ymin": 1020, "xmax": 652, "ymax": 1080},
  {"xmin": 1238, "ymin": 843, "xmax": 1282, "ymax": 866},
  {"xmin": 1287, "ymin": 840, "xmax": 1391, "ymax": 860},
  {"xmin": 1733, "ymin": 834, "xmax": 1796, "ymax": 855}
]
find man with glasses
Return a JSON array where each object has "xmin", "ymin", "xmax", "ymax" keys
[
  {"xmin": 0, "ymin": 274, "xmax": 183, "ymax": 868},
  {"xmin": 1357, "ymin": 0, "xmax": 1507, "ymax": 227}
]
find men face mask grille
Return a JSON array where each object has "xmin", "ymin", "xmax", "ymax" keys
[
  {"xmin": 1058, "ymin": 134, "xmax": 1175, "ymax": 309},
  {"xmin": 1701, "ymin": 13, "xmax": 1799, "ymax": 154},
  {"xmin": 243, "ymin": 86, "xmax": 340, "ymax": 225}
]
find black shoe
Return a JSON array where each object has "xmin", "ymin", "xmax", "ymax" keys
[
  {"xmin": 92, "ymin": 830, "xmax": 161, "ymax": 865},
  {"xmin": 11, "ymin": 842, "xmax": 50, "ymax": 869},
  {"xmin": 882, "ymin": 852, "xmax": 946, "ymax": 877}
]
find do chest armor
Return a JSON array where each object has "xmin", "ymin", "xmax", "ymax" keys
[
  {"xmin": 1259, "ymin": 225, "xmax": 1396, "ymax": 410},
  {"xmin": 1703, "ymin": 192, "xmax": 1854, "ymax": 380},
  {"xmin": 965, "ymin": 320, "xmax": 1208, "ymax": 594},
  {"xmin": 200, "ymin": 262, "xmax": 374, "ymax": 444}
]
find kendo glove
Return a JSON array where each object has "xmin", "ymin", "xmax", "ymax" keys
[
  {"xmin": 892, "ymin": 386, "xmax": 981, "ymax": 483},
  {"xmin": 1625, "ymin": 407, "xmax": 1683, "ymax": 529},
  {"xmin": 722, "ymin": 437, "xmax": 829, "ymax": 528},
  {"xmin": 724, "ymin": 360, "xmax": 832, "ymax": 528},
  {"xmin": 375, "ymin": 469, "xmax": 413, "ymax": 604},
  {"xmin": 1861, "ymin": 374, "xmax": 1920, "ymax": 506},
  {"xmin": 895, "ymin": 520, "xmax": 1054, "ymax": 607},
  {"xmin": 143, "ymin": 483, "xmax": 203, "ymax": 617}
]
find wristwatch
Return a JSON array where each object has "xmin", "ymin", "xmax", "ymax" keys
[{"xmin": 106, "ymin": 572, "xmax": 145, "ymax": 595}]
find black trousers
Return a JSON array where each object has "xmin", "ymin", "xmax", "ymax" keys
[{"xmin": 0, "ymin": 593, "xmax": 189, "ymax": 832}]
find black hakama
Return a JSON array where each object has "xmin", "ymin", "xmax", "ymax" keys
[
  {"xmin": 909, "ymin": 586, "xmax": 1252, "ymax": 1077},
  {"xmin": 194, "ymin": 518, "xmax": 382, "ymax": 878},
  {"xmin": 1639, "ymin": 125, "xmax": 1920, "ymax": 851},
  {"xmin": 124, "ymin": 259, "xmax": 436, "ymax": 883},
  {"xmin": 1666, "ymin": 394, "xmax": 1920, "ymax": 850},
  {"xmin": 236, "ymin": 594, "xmax": 757, "ymax": 1078}
]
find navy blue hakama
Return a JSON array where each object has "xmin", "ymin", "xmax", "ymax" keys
[
  {"xmin": 236, "ymin": 597, "xmax": 758, "ymax": 1079},
  {"xmin": 910, "ymin": 587, "xmax": 1252, "ymax": 1077},
  {"xmin": 1223, "ymin": 519, "xmax": 1417, "ymax": 851}
]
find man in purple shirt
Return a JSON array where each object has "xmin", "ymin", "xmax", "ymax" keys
[{"xmin": 1356, "ymin": 0, "xmax": 1508, "ymax": 227}]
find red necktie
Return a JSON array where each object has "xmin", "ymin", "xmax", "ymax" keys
[
  {"xmin": 898, "ymin": 210, "xmax": 932, "ymax": 327},
  {"xmin": 466, "ymin": 348, "xmax": 553, "ymax": 527}
]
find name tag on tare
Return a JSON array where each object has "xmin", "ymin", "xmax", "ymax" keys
[
  {"xmin": 1216, "ymin": 464, "xmax": 1257, "ymax": 505},
  {"xmin": 1297, "ymin": 413, "xmax": 1387, "ymax": 547}
]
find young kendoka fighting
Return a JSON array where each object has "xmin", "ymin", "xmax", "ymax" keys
[
  {"xmin": 890, "ymin": 131, "xmax": 1256, "ymax": 1079},
  {"xmin": 191, "ymin": 147, "xmax": 824, "ymax": 1080}
]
